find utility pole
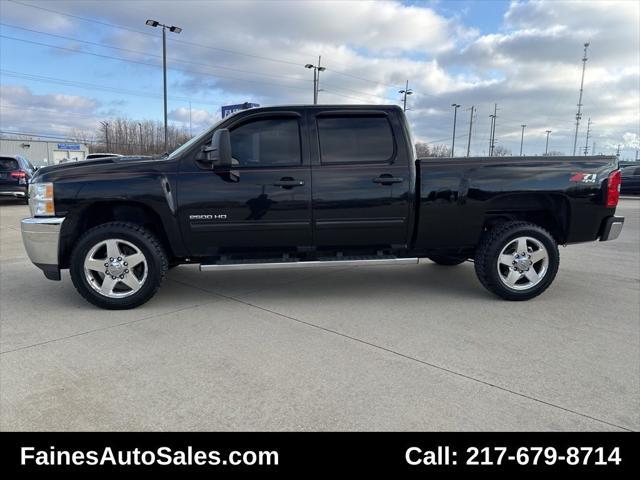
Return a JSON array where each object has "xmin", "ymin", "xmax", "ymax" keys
[
  {"xmin": 145, "ymin": 19, "xmax": 182, "ymax": 154},
  {"xmin": 572, "ymin": 42, "xmax": 590, "ymax": 156},
  {"xmin": 489, "ymin": 103, "xmax": 497, "ymax": 156},
  {"xmin": 544, "ymin": 130, "xmax": 552, "ymax": 155},
  {"xmin": 451, "ymin": 103, "xmax": 460, "ymax": 156},
  {"xmin": 488, "ymin": 115, "xmax": 494, "ymax": 156},
  {"xmin": 466, "ymin": 105, "xmax": 474, "ymax": 157},
  {"xmin": 189, "ymin": 101, "xmax": 192, "ymax": 137},
  {"xmin": 519, "ymin": 124, "xmax": 527, "ymax": 156},
  {"xmin": 399, "ymin": 80, "xmax": 413, "ymax": 112},
  {"xmin": 138, "ymin": 122, "xmax": 143, "ymax": 155},
  {"xmin": 583, "ymin": 117, "xmax": 592, "ymax": 155},
  {"xmin": 100, "ymin": 121, "xmax": 110, "ymax": 151},
  {"xmin": 616, "ymin": 144, "xmax": 621, "ymax": 158}
]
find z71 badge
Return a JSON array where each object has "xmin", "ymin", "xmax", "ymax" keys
[{"xmin": 570, "ymin": 173, "xmax": 597, "ymax": 183}]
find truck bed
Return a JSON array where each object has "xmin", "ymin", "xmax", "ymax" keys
[{"xmin": 414, "ymin": 156, "xmax": 618, "ymax": 251}]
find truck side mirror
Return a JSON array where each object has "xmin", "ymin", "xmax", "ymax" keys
[{"xmin": 201, "ymin": 129, "xmax": 232, "ymax": 168}]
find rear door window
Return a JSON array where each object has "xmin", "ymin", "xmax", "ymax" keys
[
  {"xmin": 317, "ymin": 115, "xmax": 395, "ymax": 164},
  {"xmin": 0, "ymin": 158, "xmax": 19, "ymax": 171}
]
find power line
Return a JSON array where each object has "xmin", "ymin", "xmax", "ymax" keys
[
  {"xmin": 6, "ymin": 0, "xmax": 404, "ymax": 91},
  {"xmin": 0, "ymin": 103, "xmax": 110, "ymax": 119},
  {"xmin": 1, "ymin": 69, "xmax": 220, "ymax": 106},
  {"xmin": 6, "ymin": 0, "xmax": 306, "ymax": 67},
  {"xmin": 420, "ymin": 132, "xmax": 468, "ymax": 145},
  {"xmin": 0, "ymin": 23, "xmax": 310, "ymax": 84},
  {"xmin": 0, "ymin": 35, "xmax": 313, "ymax": 92},
  {"xmin": 328, "ymin": 69, "xmax": 402, "ymax": 90},
  {"xmin": 1, "ymin": 32, "xmax": 398, "ymax": 104},
  {"xmin": 0, "ymin": 129, "xmax": 153, "ymax": 148}
]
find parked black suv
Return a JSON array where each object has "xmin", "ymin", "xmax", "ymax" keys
[
  {"xmin": 621, "ymin": 166, "xmax": 640, "ymax": 195},
  {"xmin": 21, "ymin": 105, "xmax": 624, "ymax": 309},
  {"xmin": 0, "ymin": 154, "xmax": 36, "ymax": 204}
]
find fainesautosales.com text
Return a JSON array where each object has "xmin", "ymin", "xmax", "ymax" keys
[{"xmin": 20, "ymin": 446, "xmax": 279, "ymax": 467}]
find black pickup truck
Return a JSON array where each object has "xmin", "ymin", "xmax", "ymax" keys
[{"xmin": 21, "ymin": 105, "xmax": 624, "ymax": 309}]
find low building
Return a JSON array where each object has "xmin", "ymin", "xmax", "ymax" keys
[{"xmin": 0, "ymin": 139, "xmax": 88, "ymax": 167}]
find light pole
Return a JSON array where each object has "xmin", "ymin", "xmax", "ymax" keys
[
  {"xmin": 519, "ymin": 124, "xmax": 526, "ymax": 156},
  {"xmin": 399, "ymin": 80, "xmax": 413, "ymax": 112},
  {"xmin": 451, "ymin": 103, "xmax": 460, "ymax": 157},
  {"xmin": 146, "ymin": 19, "xmax": 182, "ymax": 153},
  {"xmin": 305, "ymin": 56, "xmax": 326, "ymax": 104},
  {"xmin": 544, "ymin": 130, "xmax": 552, "ymax": 155}
]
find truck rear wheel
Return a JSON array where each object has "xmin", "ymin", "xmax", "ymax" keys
[
  {"xmin": 474, "ymin": 221, "xmax": 559, "ymax": 301},
  {"xmin": 70, "ymin": 222, "xmax": 168, "ymax": 309},
  {"xmin": 428, "ymin": 255, "xmax": 467, "ymax": 266}
]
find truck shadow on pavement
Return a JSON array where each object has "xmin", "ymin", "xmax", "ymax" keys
[{"xmin": 165, "ymin": 262, "xmax": 492, "ymax": 303}]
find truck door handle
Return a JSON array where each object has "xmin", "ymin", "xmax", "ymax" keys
[
  {"xmin": 373, "ymin": 174, "xmax": 404, "ymax": 185},
  {"xmin": 273, "ymin": 177, "xmax": 305, "ymax": 188}
]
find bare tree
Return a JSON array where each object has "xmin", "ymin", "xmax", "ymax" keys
[
  {"xmin": 90, "ymin": 117, "xmax": 191, "ymax": 155},
  {"xmin": 493, "ymin": 145, "xmax": 512, "ymax": 157},
  {"xmin": 415, "ymin": 142, "xmax": 452, "ymax": 158}
]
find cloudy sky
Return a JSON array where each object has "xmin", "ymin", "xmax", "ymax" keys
[{"xmin": 0, "ymin": 0, "xmax": 638, "ymax": 158}]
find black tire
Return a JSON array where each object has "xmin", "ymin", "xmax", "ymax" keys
[
  {"xmin": 70, "ymin": 222, "xmax": 168, "ymax": 309},
  {"xmin": 474, "ymin": 221, "xmax": 559, "ymax": 301},
  {"xmin": 428, "ymin": 255, "xmax": 467, "ymax": 266}
]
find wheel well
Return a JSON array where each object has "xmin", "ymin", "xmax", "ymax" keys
[
  {"xmin": 482, "ymin": 194, "xmax": 570, "ymax": 243},
  {"xmin": 60, "ymin": 202, "xmax": 174, "ymax": 268}
]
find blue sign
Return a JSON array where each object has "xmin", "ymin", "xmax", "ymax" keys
[
  {"xmin": 57, "ymin": 143, "xmax": 81, "ymax": 150},
  {"xmin": 221, "ymin": 102, "xmax": 260, "ymax": 118}
]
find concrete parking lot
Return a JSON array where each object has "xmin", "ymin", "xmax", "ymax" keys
[{"xmin": 1, "ymin": 199, "xmax": 638, "ymax": 431}]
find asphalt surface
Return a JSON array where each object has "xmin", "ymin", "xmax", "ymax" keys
[{"xmin": 1, "ymin": 198, "xmax": 638, "ymax": 431}]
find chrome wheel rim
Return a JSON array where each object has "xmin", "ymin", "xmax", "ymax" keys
[
  {"xmin": 496, "ymin": 236, "xmax": 549, "ymax": 291},
  {"xmin": 84, "ymin": 238, "xmax": 148, "ymax": 298}
]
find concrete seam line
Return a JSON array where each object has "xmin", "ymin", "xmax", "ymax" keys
[
  {"xmin": 0, "ymin": 300, "xmax": 220, "ymax": 355},
  {"xmin": 218, "ymin": 293, "xmax": 634, "ymax": 432}
]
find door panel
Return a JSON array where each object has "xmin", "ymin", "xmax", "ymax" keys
[
  {"xmin": 311, "ymin": 164, "xmax": 410, "ymax": 246},
  {"xmin": 309, "ymin": 111, "xmax": 411, "ymax": 248},
  {"xmin": 177, "ymin": 113, "xmax": 312, "ymax": 256},
  {"xmin": 177, "ymin": 167, "xmax": 311, "ymax": 255}
]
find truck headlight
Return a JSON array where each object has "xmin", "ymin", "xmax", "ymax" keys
[{"xmin": 29, "ymin": 182, "xmax": 55, "ymax": 216}]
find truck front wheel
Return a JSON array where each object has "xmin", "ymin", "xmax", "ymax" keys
[
  {"xmin": 69, "ymin": 222, "xmax": 168, "ymax": 309},
  {"xmin": 474, "ymin": 221, "xmax": 559, "ymax": 301}
]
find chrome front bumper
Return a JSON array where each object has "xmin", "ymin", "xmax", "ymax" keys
[{"xmin": 21, "ymin": 217, "xmax": 65, "ymax": 280}]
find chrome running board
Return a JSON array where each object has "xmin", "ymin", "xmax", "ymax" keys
[{"xmin": 200, "ymin": 256, "xmax": 419, "ymax": 271}]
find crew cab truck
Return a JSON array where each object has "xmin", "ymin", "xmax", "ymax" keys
[{"xmin": 21, "ymin": 105, "xmax": 624, "ymax": 309}]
